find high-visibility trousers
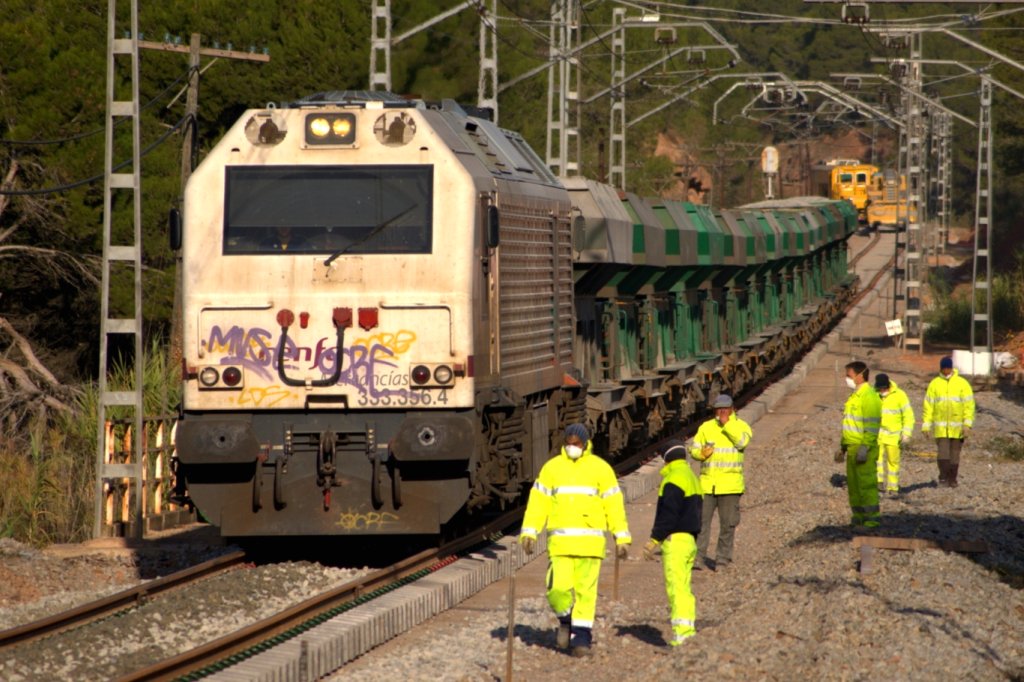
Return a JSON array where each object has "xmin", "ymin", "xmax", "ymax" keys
[
  {"xmin": 546, "ymin": 555, "xmax": 601, "ymax": 630},
  {"xmin": 662, "ymin": 532, "xmax": 697, "ymax": 644},
  {"xmin": 876, "ymin": 443, "xmax": 901, "ymax": 492},
  {"xmin": 846, "ymin": 444, "xmax": 880, "ymax": 527}
]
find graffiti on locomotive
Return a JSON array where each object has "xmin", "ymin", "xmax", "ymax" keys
[{"xmin": 202, "ymin": 322, "xmax": 423, "ymax": 399}]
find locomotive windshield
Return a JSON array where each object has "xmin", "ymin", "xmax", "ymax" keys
[{"xmin": 223, "ymin": 165, "xmax": 432, "ymax": 254}]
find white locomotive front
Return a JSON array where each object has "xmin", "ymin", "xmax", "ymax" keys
[{"xmin": 175, "ymin": 92, "xmax": 576, "ymax": 536}]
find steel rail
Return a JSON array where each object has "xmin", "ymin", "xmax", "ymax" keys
[
  {"xmin": 0, "ymin": 549, "xmax": 248, "ymax": 649},
  {"xmin": 117, "ymin": 507, "xmax": 526, "ymax": 682},
  {"xmin": 117, "ymin": 232, "xmax": 889, "ymax": 682}
]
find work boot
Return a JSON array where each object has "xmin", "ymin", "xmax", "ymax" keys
[
  {"xmin": 937, "ymin": 460, "xmax": 949, "ymax": 486},
  {"xmin": 569, "ymin": 626, "xmax": 592, "ymax": 657},
  {"xmin": 555, "ymin": 616, "xmax": 571, "ymax": 649},
  {"xmin": 949, "ymin": 464, "xmax": 960, "ymax": 488}
]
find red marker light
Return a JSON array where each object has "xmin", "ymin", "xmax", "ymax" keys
[
  {"xmin": 222, "ymin": 367, "xmax": 242, "ymax": 387},
  {"xmin": 299, "ymin": 312, "xmax": 310, "ymax": 329},
  {"xmin": 358, "ymin": 307, "xmax": 379, "ymax": 331},
  {"xmin": 333, "ymin": 307, "xmax": 353, "ymax": 328},
  {"xmin": 411, "ymin": 365, "xmax": 431, "ymax": 385},
  {"xmin": 277, "ymin": 309, "xmax": 295, "ymax": 328}
]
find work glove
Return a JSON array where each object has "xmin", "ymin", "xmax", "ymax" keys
[
  {"xmin": 616, "ymin": 543, "xmax": 630, "ymax": 560},
  {"xmin": 835, "ymin": 447, "xmax": 846, "ymax": 463},
  {"xmin": 642, "ymin": 539, "xmax": 659, "ymax": 561},
  {"xmin": 700, "ymin": 444, "xmax": 714, "ymax": 460},
  {"xmin": 519, "ymin": 535, "xmax": 536, "ymax": 555},
  {"xmin": 900, "ymin": 433, "xmax": 910, "ymax": 444},
  {"xmin": 855, "ymin": 445, "xmax": 869, "ymax": 464},
  {"xmin": 962, "ymin": 427, "xmax": 971, "ymax": 438}
]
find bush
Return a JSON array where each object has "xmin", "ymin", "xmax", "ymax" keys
[
  {"xmin": 925, "ymin": 263, "xmax": 1024, "ymax": 345},
  {"xmin": 0, "ymin": 341, "xmax": 179, "ymax": 545}
]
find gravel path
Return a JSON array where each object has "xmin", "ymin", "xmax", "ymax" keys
[
  {"xmin": 0, "ymin": 559, "xmax": 370, "ymax": 681},
  {"xmin": 336, "ymin": 263, "xmax": 1024, "ymax": 681}
]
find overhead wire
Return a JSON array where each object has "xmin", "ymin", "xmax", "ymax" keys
[
  {"xmin": 0, "ymin": 67, "xmax": 197, "ymax": 147},
  {"xmin": 0, "ymin": 114, "xmax": 191, "ymax": 196}
]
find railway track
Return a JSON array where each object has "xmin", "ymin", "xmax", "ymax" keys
[
  {"xmin": 1, "ymin": 233, "xmax": 892, "ymax": 682},
  {"xmin": 0, "ymin": 550, "xmax": 247, "ymax": 650},
  {"xmin": 120, "ymin": 507, "xmax": 524, "ymax": 681}
]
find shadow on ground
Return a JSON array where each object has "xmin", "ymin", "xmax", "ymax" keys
[
  {"xmin": 613, "ymin": 623, "xmax": 667, "ymax": 647},
  {"xmin": 790, "ymin": 512, "xmax": 1024, "ymax": 589}
]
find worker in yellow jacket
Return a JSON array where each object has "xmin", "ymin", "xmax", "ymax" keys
[
  {"xmin": 874, "ymin": 374, "xmax": 915, "ymax": 496},
  {"xmin": 519, "ymin": 423, "xmax": 631, "ymax": 656},
  {"xmin": 643, "ymin": 440, "xmax": 703, "ymax": 646},
  {"xmin": 690, "ymin": 394, "xmax": 752, "ymax": 570},
  {"xmin": 839, "ymin": 361, "xmax": 882, "ymax": 527},
  {"xmin": 922, "ymin": 356, "xmax": 975, "ymax": 488}
]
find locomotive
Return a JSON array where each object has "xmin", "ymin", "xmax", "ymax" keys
[{"xmin": 172, "ymin": 91, "xmax": 857, "ymax": 537}]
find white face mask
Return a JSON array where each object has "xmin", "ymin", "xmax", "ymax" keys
[
  {"xmin": 565, "ymin": 445, "xmax": 584, "ymax": 460},
  {"xmin": 845, "ymin": 377, "xmax": 857, "ymax": 390}
]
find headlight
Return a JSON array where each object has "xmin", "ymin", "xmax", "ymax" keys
[
  {"xmin": 305, "ymin": 113, "xmax": 356, "ymax": 145},
  {"xmin": 332, "ymin": 118, "xmax": 352, "ymax": 137},
  {"xmin": 199, "ymin": 367, "xmax": 220, "ymax": 387},
  {"xmin": 433, "ymin": 365, "xmax": 453, "ymax": 385},
  {"xmin": 308, "ymin": 117, "xmax": 330, "ymax": 138}
]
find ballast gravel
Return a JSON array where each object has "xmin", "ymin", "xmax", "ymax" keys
[
  {"xmin": 336, "ymin": 305, "xmax": 1024, "ymax": 678},
  {"xmin": 0, "ymin": 560, "xmax": 369, "ymax": 681}
]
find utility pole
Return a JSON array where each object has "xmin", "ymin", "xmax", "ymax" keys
[
  {"xmin": 608, "ymin": 7, "xmax": 626, "ymax": 189},
  {"xmin": 95, "ymin": 28, "xmax": 267, "ymax": 539},
  {"xmin": 971, "ymin": 76, "xmax": 994, "ymax": 359},
  {"xmin": 150, "ymin": 35, "xmax": 268, "ymax": 375}
]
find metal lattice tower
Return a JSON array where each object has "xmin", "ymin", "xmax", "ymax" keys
[
  {"xmin": 971, "ymin": 76, "xmax": 994, "ymax": 356},
  {"xmin": 892, "ymin": 103, "xmax": 908, "ymax": 321},
  {"xmin": 478, "ymin": 0, "xmax": 498, "ymax": 120},
  {"xmin": 935, "ymin": 112, "xmax": 953, "ymax": 254},
  {"xmin": 608, "ymin": 7, "xmax": 626, "ymax": 189},
  {"xmin": 95, "ymin": 0, "xmax": 144, "ymax": 538},
  {"xmin": 370, "ymin": 0, "xmax": 392, "ymax": 91},
  {"xmin": 902, "ymin": 32, "xmax": 925, "ymax": 353},
  {"xmin": 546, "ymin": 0, "xmax": 581, "ymax": 177}
]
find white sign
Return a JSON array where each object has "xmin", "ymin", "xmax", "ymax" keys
[
  {"xmin": 761, "ymin": 146, "xmax": 779, "ymax": 174},
  {"xmin": 884, "ymin": 319, "xmax": 903, "ymax": 337}
]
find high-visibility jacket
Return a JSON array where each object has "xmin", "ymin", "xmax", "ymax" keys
[
  {"xmin": 690, "ymin": 414, "xmax": 753, "ymax": 495},
  {"xmin": 650, "ymin": 459, "xmax": 703, "ymax": 543},
  {"xmin": 521, "ymin": 443, "xmax": 631, "ymax": 557},
  {"xmin": 878, "ymin": 382, "xmax": 915, "ymax": 446},
  {"xmin": 922, "ymin": 370, "xmax": 975, "ymax": 438},
  {"xmin": 842, "ymin": 381, "xmax": 882, "ymax": 447}
]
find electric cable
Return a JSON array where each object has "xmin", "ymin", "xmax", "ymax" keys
[
  {"xmin": 1, "ymin": 67, "xmax": 196, "ymax": 147},
  {"xmin": 0, "ymin": 114, "xmax": 191, "ymax": 196}
]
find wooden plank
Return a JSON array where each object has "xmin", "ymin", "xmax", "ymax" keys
[
  {"xmin": 858, "ymin": 544, "xmax": 875, "ymax": 574},
  {"xmin": 851, "ymin": 535, "xmax": 988, "ymax": 553}
]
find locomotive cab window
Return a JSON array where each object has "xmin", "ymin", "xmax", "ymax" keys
[{"xmin": 223, "ymin": 165, "xmax": 433, "ymax": 255}]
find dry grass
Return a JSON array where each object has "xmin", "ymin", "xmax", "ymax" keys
[{"xmin": 0, "ymin": 341, "xmax": 179, "ymax": 545}]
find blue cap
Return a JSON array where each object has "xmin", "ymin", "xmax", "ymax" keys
[
  {"xmin": 713, "ymin": 394, "xmax": 734, "ymax": 409},
  {"xmin": 940, "ymin": 357, "xmax": 953, "ymax": 370},
  {"xmin": 565, "ymin": 423, "xmax": 590, "ymax": 442}
]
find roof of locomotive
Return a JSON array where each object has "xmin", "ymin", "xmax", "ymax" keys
[{"xmin": 281, "ymin": 91, "xmax": 557, "ymax": 186}]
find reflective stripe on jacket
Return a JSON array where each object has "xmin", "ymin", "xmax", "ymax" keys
[
  {"xmin": 878, "ymin": 382, "xmax": 915, "ymax": 445},
  {"xmin": 690, "ymin": 414, "xmax": 753, "ymax": 495},
  {"xmin": 842, "ymin": 382, "xmax": 882, "ymax": 447},
  {"xmin": 922, "ymin": 370, "xmax": 975, "ymax": 438},
  {"xmin": 520, "ymin": 443, "xmax": 631, "ymax": 557}
]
